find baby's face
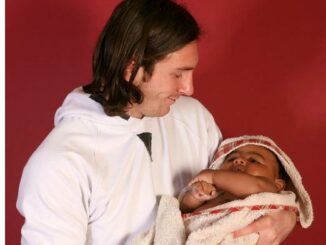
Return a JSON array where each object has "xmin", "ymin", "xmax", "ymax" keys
[{"xmin": 221, "ymin": 145, "xmax": 280, "ymax": 181}]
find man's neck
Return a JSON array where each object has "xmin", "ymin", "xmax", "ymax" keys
[{"xmin": 125, "ymin": 104, "xmax": 144, "ymax": 119}]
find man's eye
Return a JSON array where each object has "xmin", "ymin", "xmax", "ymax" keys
[
  {"xmin": 174, "ymin": 73, "xmax": 182, "ymax": 79},
  {"xmin": 226, "ymin": 157, "xmax": 235, "ymax": 162}
]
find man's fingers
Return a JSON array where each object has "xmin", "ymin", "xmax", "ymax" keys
[
  {"xmin": 233, "ymin": 211, "xmax": 296, "ymax": 244},
  {"xmin": 233, "ymin": 221, "xmax": 260, "ymax": 238},
  {"xmin": 233, "ymin": 227, "xmax": 277, "ymax": 245},
  {"xmin": 233, "ymin": 215, "xmax": 271, "ymax": 238}
]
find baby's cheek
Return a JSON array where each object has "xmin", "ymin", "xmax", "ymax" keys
[
  {"xmin": 246, "ymin": 166, "xmax": 272, "ymax": 179},
  {"xmin": 246, "ymin": 166, "xmax": 260, "ymax": 174}
]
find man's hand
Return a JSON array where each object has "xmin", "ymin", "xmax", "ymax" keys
[{"xmin": 233, "ymin": 210, "xmax": 297, "ymax": 245}]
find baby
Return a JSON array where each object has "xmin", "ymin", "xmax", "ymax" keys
[
  {"xmin": 180, "ymin": 144, "xmax": 289, "ymax": 213},
  {"xmin": 131, "ymin": 135, "xmax": 313, "ymax": 244},
  {"xmin": 177, "ymin": 135, "xmax": 313, "ymax": 244}
]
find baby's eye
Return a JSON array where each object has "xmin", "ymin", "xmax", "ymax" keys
[{"xmin": 248, "ymin": 158, "xmax": 259, "ymax": 163}]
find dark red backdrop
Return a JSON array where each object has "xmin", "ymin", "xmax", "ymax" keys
[{"xmin": 6, "ymin": 0, "xmax": 326, "ymax": 244}]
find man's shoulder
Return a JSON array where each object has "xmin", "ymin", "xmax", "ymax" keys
[
  {"xmin": 168, "ymin": 96, "xmax": 212, "ymax": 120},
  {"xmin": 171, "ymin": 96, "xmax": 207, "ymax": 113},
  {"xmin": 162, "ymin": 96, "xmax": 217, "ymax": 135}
]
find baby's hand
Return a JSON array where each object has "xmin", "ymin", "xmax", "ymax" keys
[
  {"xmin": 189, "ymin": 169, "xmax": 216, "ymax": 186},
  {"xmin": 190, "ymin": 181, "xmax": 218, "ymax": 201}
]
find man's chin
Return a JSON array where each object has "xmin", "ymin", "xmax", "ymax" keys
[{"xmin": 147, "ymin": 107, "xmax": 171, "ymax": 118}]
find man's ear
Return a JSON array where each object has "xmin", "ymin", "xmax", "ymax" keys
[
  {"xmin": 124, "ymin": 60, "xmax": 144, "ymax": 85},
  {"xmin": 124, "ymin": 60, "xmax": 136, "ymax": 82},
  {"xmin": 275, "ymin": 178, "xmax": 286, "ymax": 191}
]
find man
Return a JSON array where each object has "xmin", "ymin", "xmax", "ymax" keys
[{"xmin": 17, "ymin": 0, "xmax": 296, "ymax": 244}]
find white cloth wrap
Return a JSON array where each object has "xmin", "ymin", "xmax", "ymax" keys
[{"xmin": 132, "ymin": 192, "xmax": 298, "ymax": 245}]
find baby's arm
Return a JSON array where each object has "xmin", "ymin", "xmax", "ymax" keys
[
  {"xmin": 190, "ymin": 169, "xmax": 279, "ymax": 198},
  {"xmin": 179, "ymin": 181, "xmax": 217, "ymax": 213}
]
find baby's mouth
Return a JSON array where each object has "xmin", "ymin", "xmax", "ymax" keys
[{"xmin": 231, "ymin": 166, "xmax": 245, "ymax": 172}]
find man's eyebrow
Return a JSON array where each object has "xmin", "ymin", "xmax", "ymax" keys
[{"xmin": 175, "ymin": 66, "xmax": 195, "ymax": 71}]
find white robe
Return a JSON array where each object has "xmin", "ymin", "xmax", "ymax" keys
[{"xmin": 17, "ymin": 87, "xmax": 222, "ymax": 244}]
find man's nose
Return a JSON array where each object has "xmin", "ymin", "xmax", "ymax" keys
[{"xmin": 178, "ymin": 73, "xmax": 194, "ymax": 96}]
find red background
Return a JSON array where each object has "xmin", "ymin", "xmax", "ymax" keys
[{"xmin": 6, "ymin": 0, "xmax": 326, "ymax": 244}]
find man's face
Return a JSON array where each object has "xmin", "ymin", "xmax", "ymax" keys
[
  {"xmin": 221, "ymin": 145, "xmax": 280, "ymax": 182},
  {"xmin": 127, "ymin": 41, "xmax": 199, "ymax": 118}
]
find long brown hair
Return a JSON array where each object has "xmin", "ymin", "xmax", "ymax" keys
[{"xmin": 83, "ymin": 0, "xmax": 201, "ymax": 116}]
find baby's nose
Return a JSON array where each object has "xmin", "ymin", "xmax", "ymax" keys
[
  {"xmin": 233, "ymin": 158, "xmax": 246, "ymax": 166},
  {"xmin": 232, "ymin": 158, "xmax": 247, "ymax": 172}
]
